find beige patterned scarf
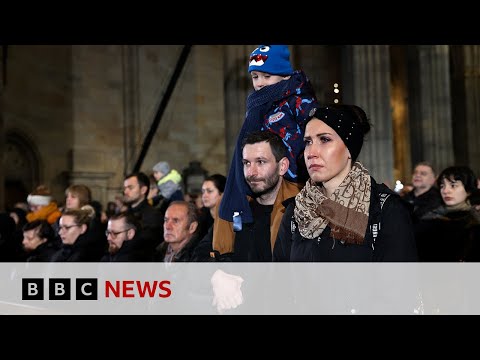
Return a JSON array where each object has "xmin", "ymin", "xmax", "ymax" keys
[{"xmin": 294, "ymin": 162, "xmax": 371, "ymax": 244}]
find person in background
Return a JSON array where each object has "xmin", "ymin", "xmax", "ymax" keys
[
  {"xmin": 415, "ymin": 165, "xmax": 480, "ymax": 261},
  {"xmin": 26, "ymin": 185, "xmax": 62, "ymax": 225},
  {"xmin": 153, "ymin": 201, "xmax": 201, "ymax": 262},
  {"xmin": 50, "ymin": 206, "xmax": 104, "ymax": 262},
  {"xmin": 123, "ymin": 172, "xmax": 164, "ymax": 253},
  {"xmin": 147, "ymin": 174, "xmax": 163, "ymax": 209},
  {"xmin": 8, "ymin": 207, "xmax": 29, "ymax": 260},
  {"xmin": 105, "ymin": 201, "xmax": 118, "ymax": 220},
  {"xmin": 197, "ymin": 174, "xmax": 226, "ymax": 241},
  {"xmin": 64, "ymin": 184, "xmax": 92, "ymax": 211},
  {"xmin": 402, "ymin": 161, "xmax": 443, "ymax": 223},
  {"xmin": 152, "ymin": 161, "xmax": 184, "ymax": 215},
  {"xmin": 101, "ymin": 212, "xmax": 150, "ymax": 262},
  {"xmin": 9, "ymin": 207, "xmax": 27, "ymax": 229},
  {"xmin": 57, "ymin": 184, "xmax": 107, "ymax": 255},
  {"xmin": 22, "ymin": 220, "xmax": 59, "ymax": 262}
]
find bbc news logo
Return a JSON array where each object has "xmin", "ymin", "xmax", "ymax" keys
[
  {"xmin": 22, "ymin": 278, "xmax": 98, "ymax": 300},
  {"xmin": 22, "ymin": 278, "xmax": 172, "ymax": 300}
]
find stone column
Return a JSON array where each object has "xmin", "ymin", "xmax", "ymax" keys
[
  {"xmin": 462, "ymin": 45, "xmax": 480, "ymax": 176},
  {"xmin": 342, "ymin": 45, "xmax": 394, "ymax": 186},
  {"xmin": 410, "ymin": 45, "xmax": 454, "ymax": 173},
  {"xmin": 70, "ymin": 45, "xmax": 126, "ymax": 206},
  {"xmin": 0, "ymin": 46, "xmax": 5, "ymax": 211},
  {"xmin": 121, "ymin": 45, "xmax": 140, "ymax": 175}
]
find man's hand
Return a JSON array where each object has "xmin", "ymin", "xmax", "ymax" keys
[{"xmin": 211, "ymin": 269, "xmax": 244, "ymax": 314}]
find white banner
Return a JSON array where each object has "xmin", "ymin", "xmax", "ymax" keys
[{"xmin": 0, "ymin": 263, "xmax": 478, "ymax": 315}]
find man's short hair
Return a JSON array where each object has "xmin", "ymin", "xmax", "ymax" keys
[
  {"xmin": 167, "ymin": 201, "xmax": 199, "ymax": 232},
  {"xmin": 241, "ymin": 130, "xmax": 287, "ymax": 162},
  {"xmin": 124, "ymin": 172, "xmax": 150, "ymax": 200},
  {"xmin": 109, "ymin": 211, "xmax": 142, "ymax": 232},
  {"xmin": 414, "ymin": 161, "xmax": 437, "ymax": 177},
  {"xmin": 23, "ymin": 220, "xmax": 55, "ymax": 243}
]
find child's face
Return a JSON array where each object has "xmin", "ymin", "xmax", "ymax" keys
[
  {"xmin": 250, "ymin": 71, "xmax": 290, "ymax": 91},
  {"xmin": 153, "ymin": 171, "xmax": 164, "ymax": 181}
]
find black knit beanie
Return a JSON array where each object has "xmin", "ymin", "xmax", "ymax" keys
[{"xmin": 307, "ymin": 105, "xmax": 368, "ymax": 162}]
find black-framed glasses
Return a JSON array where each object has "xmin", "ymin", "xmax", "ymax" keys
[
  {"xmin": 105, "ymin": 229, "xmax": 131, "ymax": 238},
  {"xmin": 58, "ymin": 225, "xmax": 80, "ymax": 232}
]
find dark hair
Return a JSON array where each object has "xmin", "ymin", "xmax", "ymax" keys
[
  {"xmin": 414, "ymin": 161, "xmax": 437, "ymax": 177},
  {"xmin": 203, "ymin": 174, "xmax": 227, "ymax": 194},
  {"xmin": 437, "ymin": 166, "xmax": 478, "ymax": 195},
  {"xmin": 109, "ymin": 211, "xmax": 142, "ymax": 232},
  {"xmin": 124, "ymin": 172, "xmax": 151, "ymax": 200},
  {"xmin": 305, "ymin": 104, "xmax": 371, "ymax": 162},
  {"xmin": 22, "ymin": 220, "xmax": 55, "ymax": 243},
  {"xmin": 241, "ymin": 130, "xmax": 287, "ymax": 162},
  {"xmin": 167, "ymin": 200, "xmax": 199, "ymax": 231}
]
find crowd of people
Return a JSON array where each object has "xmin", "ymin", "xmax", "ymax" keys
[{"xmin": 1, "ymin": 45, "xmax": 479, "ymax": 314}]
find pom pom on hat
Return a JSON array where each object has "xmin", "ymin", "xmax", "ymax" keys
[
  {"xmin": 152, "ymin": 161, "xmax": 170, "ymax": 175},
  {"xmin": 248, "ymin": 45, "xmax": 294, "ymax": 76}
]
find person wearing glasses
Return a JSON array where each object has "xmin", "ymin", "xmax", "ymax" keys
[
  {"xmin": 50, "ymin": 206, "xmax": 104, "ymax": 262},
  {"xmin": 101, "ymin": 212, "xmax": 150, "ymax": 262}
]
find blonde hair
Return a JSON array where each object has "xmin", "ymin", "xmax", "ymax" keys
[
  {"xmin": 62, "ymin": 206, "xmax": 95, "ymax": 227},
  {"xmin": 65, "ymin": 184, "xmax": 92, "ymax": 208}
]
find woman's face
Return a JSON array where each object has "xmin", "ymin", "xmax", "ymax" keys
[
  {"xmin": 439, "ymin": 177, "xmax": 469, "ymax": 207},
  {"xmin": 58, "ymin": 215, "xmax": 85, "ymax": 245},
  {"xmin": 201, "ymin": 180, "xmax": 222, "ymax": 209},
  {"xmin": 303, "ymin": 118, "xmax": 351, "ymax": 186},
  {"xmin": 65, "ymin": 191, "xmax": 81, "ymax": 210},
  {"xmin": 22, "ymin": 228, "xmax": 46, "ymax": 252}
]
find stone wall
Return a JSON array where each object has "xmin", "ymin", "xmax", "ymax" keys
[{"xmin": 2, "ymin": 45, "xmax": 227, "ymax": 209}]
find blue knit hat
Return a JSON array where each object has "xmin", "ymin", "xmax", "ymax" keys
[{"xmin": 248, "ymin": 45, "xmax": 293, "ymax": 76}]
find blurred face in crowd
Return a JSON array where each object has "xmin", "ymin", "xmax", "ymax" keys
[
  {"xmin": 65, "ymin": 191, "xmax": 81, "ymax": 210},
  {"xmin": 163, "ymin": 203, "xmax": 197, "ymax": 251},
  {"xmin": 106, "ymin": 218, "xmax": 134, "ymax": 255},
  {"xmin": 58, "ymin": 215, "xmax": 86, "ymax": 245},
  {"xmin": 153, "ymin": 171, "xmax": 164, "ymax": 182},
  {"xmin": 148, "ymin": 185, "xmax": 159, "ymax": 200},
  {"xmin": 201, "ymin": 180, "xmax": 222, "ymax": 210},
  {"xmin": 29, "ymin": 204, "xmax": 44, "ymax": 213},
  {"xmin": 250, "ymin": 71, "xmax": 289, "ymax": 91},
  {"xmin": 22, "ymin": 227, "xmax": 46, "ymax": 252},
  {"xmin": 303, "ymin": 119, "xmax": 351, "ymax": 192},
  {"xmin": 412, "ymin": 165, "xmax": 436, "ymax": 193},
  {"xmin": 123, "ymin": 176, "xmax": 145, "ymax": 207},
  {"xmin": 439, "ymin": 177, "xmax": 469, "ymax": 207}
]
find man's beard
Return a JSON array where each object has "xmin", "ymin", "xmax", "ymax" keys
[
  {"xmin": 247, "ymin": 172, "xmax": 280, "ymax": 198},
  {"xmin": 108, "ymin": 243, "xmax": 120, "ymax": 255},
  {"xmin": 123, "ymin": 196, "xmax": 137, "ymax": 206}
]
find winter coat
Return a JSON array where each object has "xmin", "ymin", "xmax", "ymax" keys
[{"xmin": 273, "ymin": 179, "xmax": 418, "ymax": 262}]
